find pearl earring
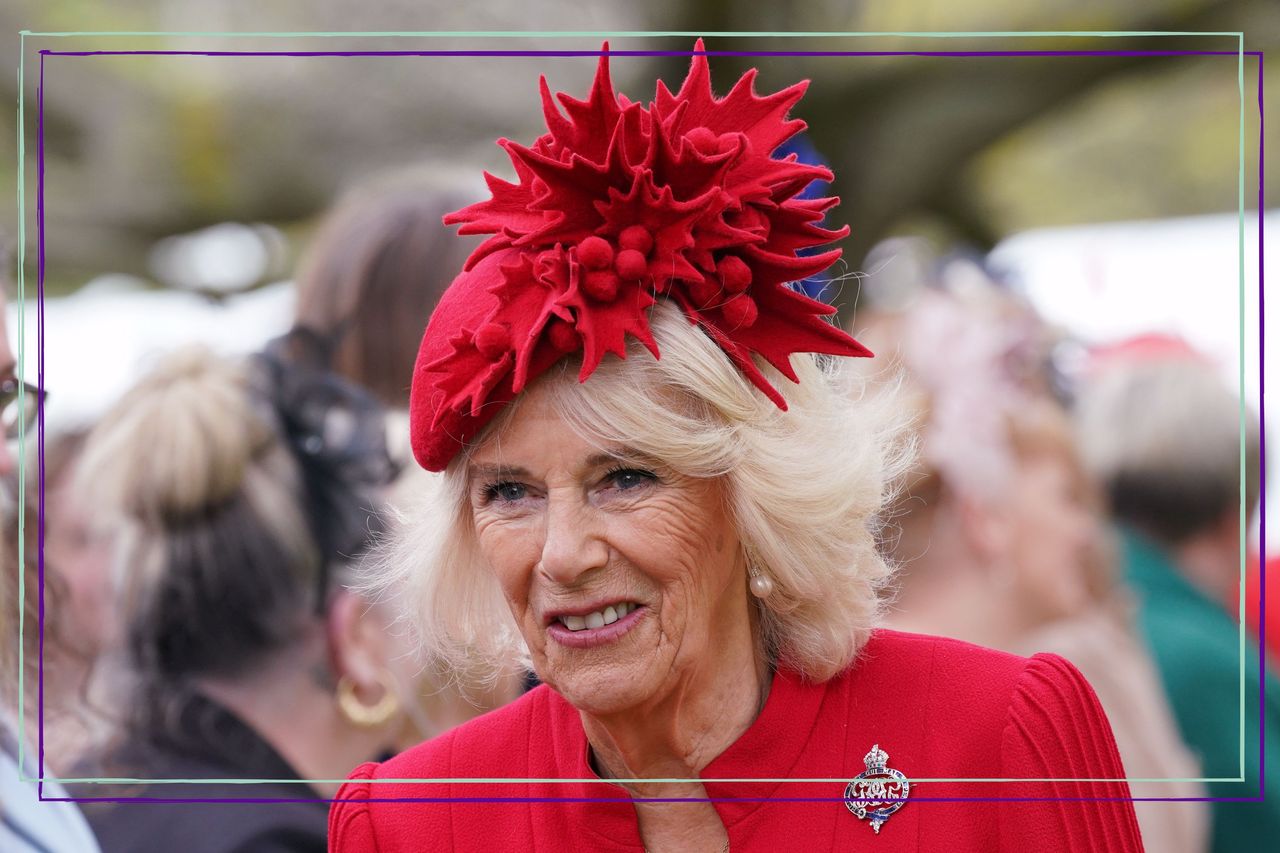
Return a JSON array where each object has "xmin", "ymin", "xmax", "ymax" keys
[{"xmin": 748, "ymin": 566, "xmax": 775, "ymax": 599}]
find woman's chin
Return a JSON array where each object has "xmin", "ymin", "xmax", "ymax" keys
[{"xmin": 540, "ymin": 666, "xmax": 657, "ymax": 718}]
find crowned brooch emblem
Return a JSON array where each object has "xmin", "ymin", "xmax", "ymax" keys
[{"xmin": 843, "ymin": 744, "xmax": 911, "ymax": 834}]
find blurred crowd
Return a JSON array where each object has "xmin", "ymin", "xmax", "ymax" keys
[{"xmin": 0, "ymin": 165, "xmax": 1274, "ymax": 852}]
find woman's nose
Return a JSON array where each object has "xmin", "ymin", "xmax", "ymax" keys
[{"xmin": 536, "ymin": 493, "xmax": 609, "ymax": 586}]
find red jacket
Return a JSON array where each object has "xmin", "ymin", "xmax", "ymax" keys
[{"xmin": 330, "ymin": 630, "xmax": 1144, "ymax": 851}]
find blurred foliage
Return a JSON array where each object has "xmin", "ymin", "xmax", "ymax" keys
[{"xmin": 1, "ymin": 0, "xmax": 1275, "ymax": 306}]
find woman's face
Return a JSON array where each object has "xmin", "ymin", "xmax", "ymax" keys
[
  {"xmin": 1006, "ymin": 450, "xmax": 1096, "ymax": 622},
  {"xmin": 46, "ymin": 469, "xmax": 117, "ymax": 657},
  {"xmin": 466, "ymin": 382, "xmax": 749, "ymax": 716}
]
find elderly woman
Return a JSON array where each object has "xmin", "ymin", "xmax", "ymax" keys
[{"xmin": 329, "ymin": 48, "xmax": 1144, "ymax": 852}]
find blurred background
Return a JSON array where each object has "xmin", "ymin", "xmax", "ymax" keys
[{"xmin": 0, "ymin": 6, "xmax": 1277, "ymax": 851}]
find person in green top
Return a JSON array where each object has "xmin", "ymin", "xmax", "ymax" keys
[{"xmin": 1076, "ymin": 340, "xmax": 1277, "ymax": 853}]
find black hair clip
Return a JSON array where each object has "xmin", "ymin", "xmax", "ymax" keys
[
  {"xmin": 258, "ymin": 327, "xmax": 401, "ymax": 488},
  {"xmin": 255, "ymin": 326, "xmax": 401, "ymax": 610}
]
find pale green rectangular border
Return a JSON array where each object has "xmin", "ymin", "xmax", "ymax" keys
[{"xmin": 14, "ymin": 29, "xmax": 1252, "ymax": 788}]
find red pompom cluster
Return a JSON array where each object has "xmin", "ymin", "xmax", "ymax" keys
[{"xmin": 409, "ymin": 41, "xmax": 873, "ymax": 472}]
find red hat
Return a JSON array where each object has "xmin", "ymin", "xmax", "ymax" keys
[{"xmin": 409, "ymin": 42, "xmax": 873, "ymax": 472}]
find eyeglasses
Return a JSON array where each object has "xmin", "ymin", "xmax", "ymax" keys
[{"xmin": 1, "ymin": 377, "xmax": 45, "ymax": 443}]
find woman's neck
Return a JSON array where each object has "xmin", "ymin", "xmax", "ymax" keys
[
  {"xmin": 580, "ymin": 608, "xmax": 771, "ymax": 789},
  {"xmin": 196, "ymin": 655, "xmax": 385, "ymax": 798},
  {"xmin": 581, "ymin": 615, "xmax": 766, "ymax": 853}
]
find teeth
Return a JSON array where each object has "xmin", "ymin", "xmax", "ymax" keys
[{"xmin": 558, "ymin": 603, "xmax": 638, "ymax": 632}]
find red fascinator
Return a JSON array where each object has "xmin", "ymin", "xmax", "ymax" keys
[{"xmin": 409, "ymin": 42, "xmax": 873, "ymax": 471}]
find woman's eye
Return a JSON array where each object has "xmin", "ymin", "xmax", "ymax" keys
[
  {"xmin": 606, "ymin": 468, "xmax": 656, "ymax": 491},
  {"xmin": 484, "ymin": 481, "xmax": 528, "ymax": 503}
]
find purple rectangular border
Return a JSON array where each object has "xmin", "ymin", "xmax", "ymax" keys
[{"xmin": 29, "ymin": 45, "xmax": 1266, "ymax": 806}]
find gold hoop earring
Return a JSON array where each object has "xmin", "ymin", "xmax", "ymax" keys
[{"xmin": 336, "ymin": 672, "xmax": 400, "ymax": 728}]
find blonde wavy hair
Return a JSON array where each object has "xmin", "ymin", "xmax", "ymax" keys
[{"xmin": 367, "ymin": 300, "xmax": 912, "ymax": 685}]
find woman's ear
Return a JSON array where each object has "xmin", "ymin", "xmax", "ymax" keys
[
  {"xmin": 325, "ymin": 588, "xmax": 388, "ymax": 695},
  {"xmin": 325, "ymin": 589, "xmax": 406, "ymax": 735}
]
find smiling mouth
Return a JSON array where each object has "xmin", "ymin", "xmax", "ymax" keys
[{"xmin": 555, "ymin": 602, "xmax": 641, "ymax": 632}]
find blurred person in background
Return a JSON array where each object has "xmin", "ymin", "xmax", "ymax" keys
[
  {"xmin": 38, "ymin": 429, "xmax": 118, "ymax": 777},
  {"xmin": 294, "ymin": 175, "xmax": 524, "ymax": 727},
  {"xmin": 1239, "ymin": 550, "xmax": 1280, "ymax": 670},
  {"xmin": 293, "ymin": 174, "xmax": 479, "ymax": 414},
  {"xmin": 1075, "ymin": 340, "xmax": 1279, "ymax": 852},
  {"xmin": 871, "ymin": 279, "xmax": 1096, "ymax": 649},
  {"xmin": 69, "ymin": 331, "xmax": 419, "ymax": 852},
  {"xmin": 873, "ymin": 274, "xmax": 1207, "ymax": 853},
  {"xmin": 1, "ymin": 250, "xmax": 101, "ymax": 851}
]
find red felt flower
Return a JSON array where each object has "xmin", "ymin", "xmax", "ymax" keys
[{"xmin": 409, "ymin": 41, "xmax": 873, "ymax": 472}]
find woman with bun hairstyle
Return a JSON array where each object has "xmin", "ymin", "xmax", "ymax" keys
[
  {"xmin": 293, "ymin": 176, "xmax": 528, "ymax": 739},
  {"xmin": 72, "ymin": 331, "xmax": 412, "ymax": 853}
]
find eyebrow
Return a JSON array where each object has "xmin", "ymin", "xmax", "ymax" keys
[
  {"xmin": 584, "ymin": 447, "xmax": 657, "ymax": 468},
  {"xmin": 467, "ymin": 463, "xmax": 530, "ymax": 481},
  {"xmin": 467, "ymin": 446, "xmax": 659, "ymax": 481}
]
